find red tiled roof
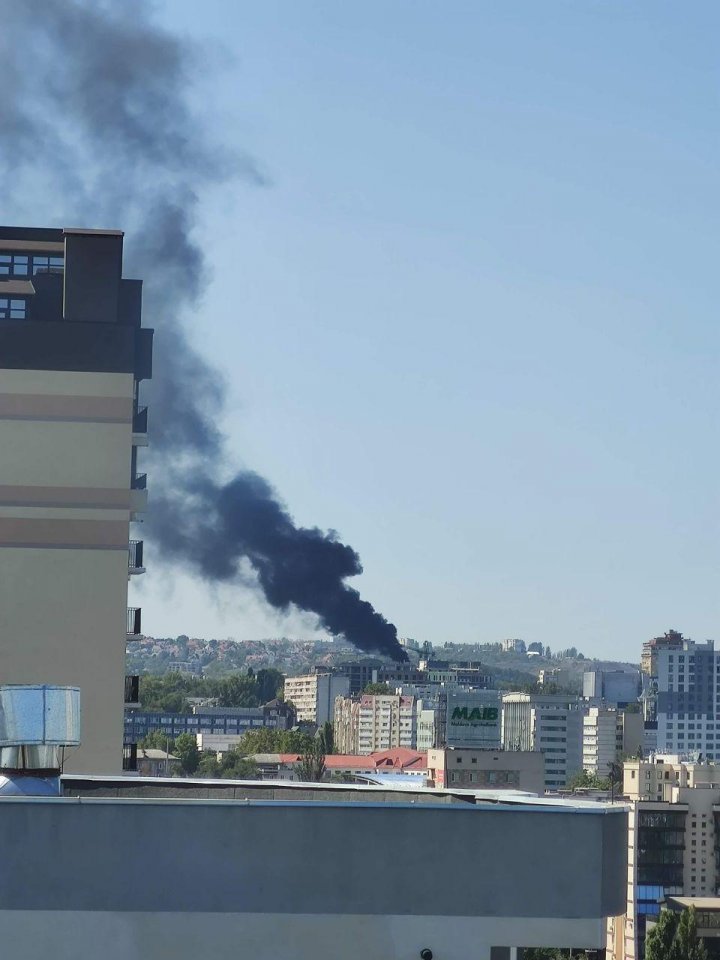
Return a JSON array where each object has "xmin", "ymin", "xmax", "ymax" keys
[{"xmin": 277, "ymin": 749, "xmax": 427, "ymax": 772}]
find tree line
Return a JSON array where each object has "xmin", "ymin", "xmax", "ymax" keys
[
  {"xmin": 138, "ymin": 668, "xmax": 285, "ymax": 712},
  {"xmin": 140, "ymin": 720, "xmax": 335, "ymax": 780}
]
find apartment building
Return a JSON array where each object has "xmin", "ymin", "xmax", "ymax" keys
[
  {"xmin": 607, "ymin": 757, "xmax": 720, "ymax": 960},
  {"xmin": 502, "ymin": 693, "xmax": 583, "ymax": 790},
  {"xmin": 0, "ymin": 225, "xmax": 153, "ymax": 774},
  {"xmin": 334, "ymin": 694, "xmax": 417, "ymax": 755},
  {"xmin": 284, "ymin": 672, "xmax": 350, "ymax": 724},
  {"xmin": 653, "ymin": 638, "xmax": 720, "ymax": 759},
  {"xmin": 426, "ymin": 746, "xmax": 545, "ymax": 794},
  {"xmin": 582, "ymin": 707, "xmax": 643, "ymax": 778}
]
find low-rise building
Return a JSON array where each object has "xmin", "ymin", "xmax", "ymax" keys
[
  {"xmin": 196, "ymin": 733, "xmax": 246, "ymax": 754},
  {"xmin": 125, "ymin": 700, "xmax": 295, "ymax": 743},
  {"xmin": 426, "ymin": 747, "xmax": 545, "ymax": 794},
  {"xmin": 135, "ymin": 748, "xmax": 181, "ymax": 777},
  {"xmin": 250, "ymin": 748, "xmax": 427, "ymax": 783}
]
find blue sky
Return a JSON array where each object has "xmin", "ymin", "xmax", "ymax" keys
[{"xmin": 135, "ymin": 1, "xmax": 720, "ymax": 660}]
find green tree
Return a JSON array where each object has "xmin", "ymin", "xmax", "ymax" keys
[
  {"xmin": 173, "ymin": 732, "xmax": 200, "ymax": 775},
  {"xmin": 676, "ymin": 906, "xmax": 709, "ymax": 960},
  {"xmin": 256, "ymin": 667, "xmax": 284, "ymax": 703},
  {"xmin": 317, "ymin": 721, "xmax": 334, "ymax": 755},
  {"xmin": 237, "ymin": 727, "xmax": 315, "ymax": 755},
  {"xmin": 194, "ymin": 748, "xmax": 259, "ymax": 780},
  {"xmin": 645, "ymin": 907, "xmax": 708, "ymax": 960},
  {"xmin": 197, "ymin": 750, "xmax": 222, "ymax": 777},
  {"xmin": 139, "ymin": 730, "xmax": 175, "ymax": 752},
  {"xmin": 298, "ymin": 743, "xmax": 326, "ymax": 782},
  {"xmin": 220, "ymin": 752, "xmax": 259, "ymax": 780},
  {"xmin": 216, "ymin": 674, "xmax": 259, "ymax": 708},
  {"xmin": 568, "ymin": 770, "xmax": 610, "ymax": 791},
  {"xmin": 363, "ymin": 682, "xmax": 392, "ymax": 695}
]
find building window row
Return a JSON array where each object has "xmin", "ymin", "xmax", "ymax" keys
[{"xmin": 0, "ymin": 254, "xmax": 63, "ymax": 276}]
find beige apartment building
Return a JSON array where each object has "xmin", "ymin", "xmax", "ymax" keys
[
  {"xmin": 334, "ymin": 693, "xmax": 417, "ymax": 755},
  {"xmin": 427, "ymin": 747, "xmax": 545, "ymax": 794},
  {"xmin": 607, "ymin": 757, "xmax": 720, "ymax": 960},
  {"xmin": 283, "ymin": 672, "xmax": 350, "ymax": 725},
  {"xmin": 582, "ymin": 707, "xmax": 643, "ymax": 777},
  {"xmin": 0, "ymin": 225, "xmax": 152, "ymax": 774}
]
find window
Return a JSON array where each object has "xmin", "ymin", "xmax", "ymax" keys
[
  {"xmin": 0, "ymin": 254, "xmax": 30, "ymax": 276},
  {"xmin": 0, "ymin": 298, "xmax": 26, "ymax": 319},
  {"xmin": 31, "ymin": 255, "xmax": 64, "ymax": 275}
]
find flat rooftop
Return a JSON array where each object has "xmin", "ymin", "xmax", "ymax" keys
[{"xmin": 60, "ymin": 773, "xmax": 626, "ymax": 812}]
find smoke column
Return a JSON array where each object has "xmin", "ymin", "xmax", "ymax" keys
[{"xmin": 0, "ymin": 0, "xmax": 407, "ymax": 661}]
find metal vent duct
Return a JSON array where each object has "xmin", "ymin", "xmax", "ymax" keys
[{"xmin": 0, "ymin": 685, "xmax": 80, "ymax": 778}]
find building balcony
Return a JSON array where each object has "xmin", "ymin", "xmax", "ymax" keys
[
  {"xmin": 128, "ymin": 540, "xmax": 145, "ymax": 575},
  {"xmin": 127, "ymin": 607, "xmax": 142, "ymax": 639},
  {"xmin": 122, "ymin": 743, "xmax": 138, "ymax": 772},
  {"xmin": 132, "ymin": 406, "xmax": 148, "ymax": 447},
  {"xmin": 131, "ymin": 473, "xmax": 147, "ymax": 491},
  {"xmin": 124, "ymin": 675, "xmax": 140, "ymax": 708}
]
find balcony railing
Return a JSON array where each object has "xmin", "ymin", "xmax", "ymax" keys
[
  {"xmin": 123, "ymin": 743, "xmax": 138, "ymax": 772},
  {"xmin": 131, "ymin": 473, "xmax": 147, "ymax": 491},
  {"xmin": 128, "ymin": 540, "xmax": 144, "ymax": 573},
  {"xmin": 124, "ymin": 675, "xmax": 140, "ymax": 705},
  {"xmin": 127, "ymin": 607, "xmax": 142, "ymax": 637},
  {"xmin": 132, "ymin": 406, "xmax": 148, "ymax": 434}
]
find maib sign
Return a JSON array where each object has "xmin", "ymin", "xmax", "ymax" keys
[
  {"xmin": 450, "ymin": 706, "xmax": 498, "ymax": 726},
  {"xmin": 446, "ymin": 694, "xmax": 502, "ymax": 748}
]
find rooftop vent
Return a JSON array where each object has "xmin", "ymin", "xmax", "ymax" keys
[{"xmin": 0, "ymin": 685, "xmax": 80, "ymax": 796}]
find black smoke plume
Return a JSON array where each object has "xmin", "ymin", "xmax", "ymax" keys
[{"xmin": 0, "ymin": 0, "xmax": 407, "ymax": 661}]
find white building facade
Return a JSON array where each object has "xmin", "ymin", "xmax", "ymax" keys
[{"xmin": 283, "ymin": 673, "xmax": 350, "ymax": 725}]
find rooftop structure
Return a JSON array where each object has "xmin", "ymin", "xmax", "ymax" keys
[{"xmin": 0, "ymin": 774, "xmax": 628, "ymax": 960}]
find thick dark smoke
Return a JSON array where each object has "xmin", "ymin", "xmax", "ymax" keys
[{"xmin": 0, "ymin": 0, "xmax": 407, "ymax": 661}]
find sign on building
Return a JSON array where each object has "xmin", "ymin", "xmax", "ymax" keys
[{"xmin": 446, "ymin": 691, "xmax": 502, "ymax": 749}]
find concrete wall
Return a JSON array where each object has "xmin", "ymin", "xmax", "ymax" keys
[
  {"xmin": 0, "ymin": 369, "xmax": 135, "ymax": 774},
  {"xmin": 0, "ymin": 796, "xmax": 627, "ymax": 960}
]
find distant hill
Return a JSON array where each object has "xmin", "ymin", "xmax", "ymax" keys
[{"xmin": 127, "ymin": 635, "xmax": 639, "ymax": 684}]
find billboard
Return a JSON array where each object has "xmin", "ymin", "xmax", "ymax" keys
[{"xmin": 446, "ymin": 691, "xmax": 502, "ymax": 749}]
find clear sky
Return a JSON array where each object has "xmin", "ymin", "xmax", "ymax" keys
[{"xmin": 133, "ymin": 1, "xmax": 720, "ymax": 660}]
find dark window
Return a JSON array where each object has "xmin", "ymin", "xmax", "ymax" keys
[
  {"xmin": 0, "ymin": 253, "xmax": 63, "ymax": 276},
  {"xmin": 31, "ymin": 255, "xmax": 64, "ymax": 275},
  {"xmin": 0, "ymin": 298, "xmax": 26, "ymax": 319}
]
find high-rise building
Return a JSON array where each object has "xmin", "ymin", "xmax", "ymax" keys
[
  {"xmin": 334, "ymin": 694, "xmax": 417, "ymax": 754},
  {"xmin": 0, "ymin": 225, "xmax": 152, "ymax": 774},
  {"xmin": 607, "ymin": 757, "xmax": 720, "ymax": 960},
  {"xmin": 582, "ymin": 707, "xmax": 643, "ymax": 778},
  {"xmin": 645, "ymin": 637, "xmax": 720, "ymax": 760},
  {"xmin": 334, "ymin": 659, "xmax": 383, "ymax": 696},
  {"xmin": 502, "ymin": 693, "xmax": 583, "ymax": 790},
  {"xmin": 283, "ymin": 672, "xmax": 350, "ymax": 725}
]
